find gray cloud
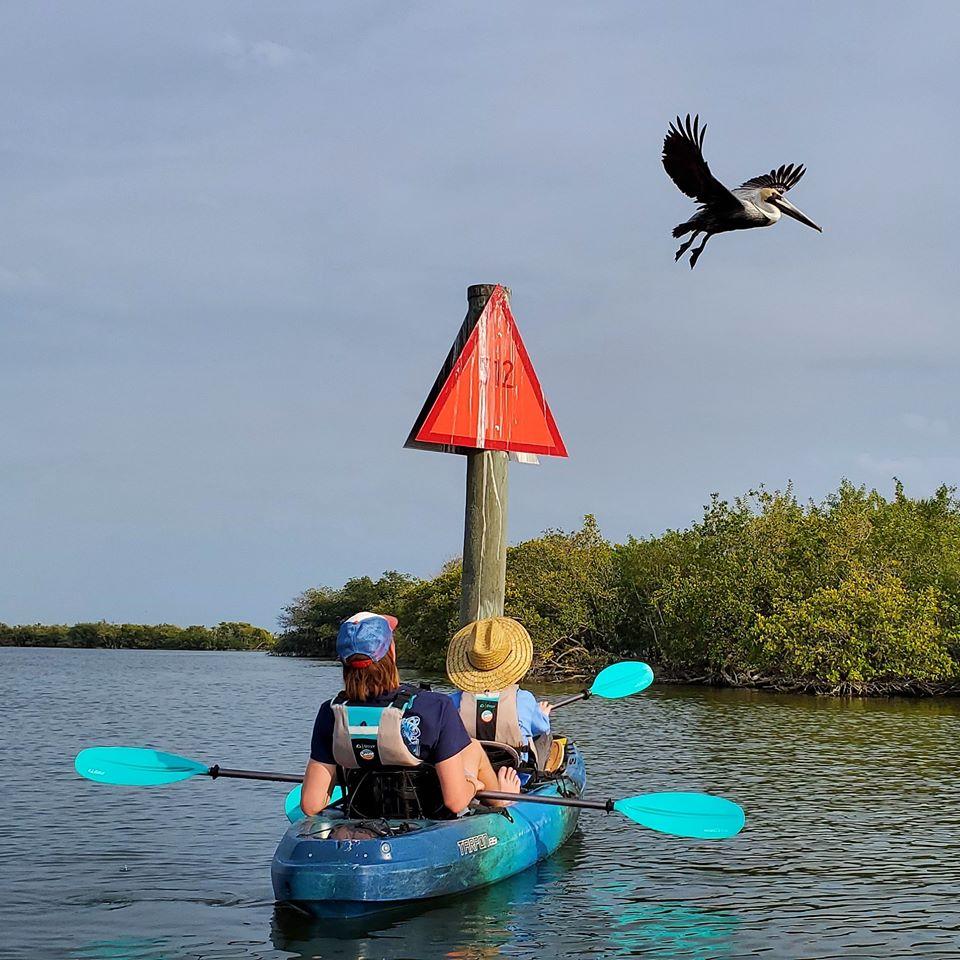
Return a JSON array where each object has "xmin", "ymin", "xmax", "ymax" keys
[{"xmin": 211, "ymin": 34, "xmax": 303, "ymax": 70}]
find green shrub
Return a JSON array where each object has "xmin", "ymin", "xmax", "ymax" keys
[
  {"xmin": 502, "ymin": 515, "xmax": 622, "ymax": 675},
  {"xmin": 275, "ymin": 571, "xmax": 420, "ymax": 657},
  {"xmin": 755, "ymin": 567, "xmax": 956, "ymax": 686}
]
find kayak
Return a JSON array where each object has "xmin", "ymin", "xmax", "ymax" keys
[{"xmin": 271, "ymin": 743, "xmax": 586, "ymax": 916}]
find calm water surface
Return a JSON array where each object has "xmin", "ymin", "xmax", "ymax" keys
[{"xmin": 3, "ymin": 647, "xmax": 959, "ymax": 959}]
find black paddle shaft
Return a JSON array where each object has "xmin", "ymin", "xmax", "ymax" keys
[
  {"xmin": 549, "ymin": 690, "xmax": 589, "ymax": 709},
  {"xmin": 204, "ymin": 769, "xmax": 615, "ymax": 814},
  {"xmin": 208, "ymin": 765, "xmax": 303, "ymax": 784},
  {"xmin": 477, "ymin": 789, "xmax": 613, "ymax": 812}
]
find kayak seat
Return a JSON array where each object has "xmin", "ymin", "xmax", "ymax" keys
[
  {"xmin": 480, "ymin": 736, "xmax": 563, "ymax": 775},
  {"xmin": 339, "ymin": 765, "xmax": 452, "ymax": 821},
  {"xmin": 543, "ymin": 736, "xmax": 567, "ymax": 773},
  {"xmin": 529, "ymin": 733, "xmax": 555, "ymax": 771},
  {"xmin": 478, "ymin": 740, "xmax": 522, "ymax": 771}
]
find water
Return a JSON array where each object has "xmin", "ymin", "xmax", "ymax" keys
[{"xmin": 3, "ymin": 647, "xmax": 959, "ymax": 959}]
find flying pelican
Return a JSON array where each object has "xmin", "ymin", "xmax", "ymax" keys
[{"xmin": 662, "ymin": 114, "xmax": 822, "ymax": 268}]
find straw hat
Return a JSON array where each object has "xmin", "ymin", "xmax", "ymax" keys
[{"xmin": 446, "ymin": 617, "xmax": 533, "ymax": 693}]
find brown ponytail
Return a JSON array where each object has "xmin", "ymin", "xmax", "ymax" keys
[{"xmin": 343, "ymin": 651, "xmax": 401, "ymax": 702}]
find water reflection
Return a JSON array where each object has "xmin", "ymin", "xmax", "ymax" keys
[
  {"xmin": 598, "ymin": 893, "xmax": 741, "ymax": 959},
  {"xmin": 69, "ymin": 939, "xmax": 170, "ymax": 960},
  {"xmin": 270, "ymin": 833, "xmax": 742, "ymax": 960},
  {"xmin": 270, "ymin": 846, "xmax": 565, "ymax": 959}
]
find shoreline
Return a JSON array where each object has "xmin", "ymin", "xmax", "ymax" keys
[
  {"xmin": 1, "ymin": 643, "xmax": 271, "ymax": 653},
  {"xmin": 528, "ymin": 659, "xmax": 960, "ymax": 698},
  {"xmin": 274, "ymin": 650, "xmax": 960, "ymax": 700},
  {"xmin": 7, "ymin": 643, "xmax": 958, "ymax": 698}
]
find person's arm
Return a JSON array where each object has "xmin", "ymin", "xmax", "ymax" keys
[
  {"xmin": 429, "ymin": 695, "xmax": 477, "ymax": 814},
  {"xmin": 302, "ymin": 701, "xmax": 337, "ymax": 815},
  {"xmin": 518, "ymin": 689, "xmax": 552, "ymax": 739},
  {"xmin": 435, "ymin": 748, "xmax": 481, "ymax": 814},
  {"xmin": 300, "ymin": 759, "xmax": 337, "ymax": 816}
]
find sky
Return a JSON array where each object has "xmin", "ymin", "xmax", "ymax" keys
[{"xmin": 2, "ymin": 1, "xmax": 958, "ymax": 629}]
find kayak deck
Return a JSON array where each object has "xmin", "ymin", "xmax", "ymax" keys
[{"xmin": 271, "ymin": 744, "xmax": 586, "ymax": 916}]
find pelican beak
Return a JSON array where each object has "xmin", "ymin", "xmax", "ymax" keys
[{"xmin": 771, "ymin": 196, "xmax": 822, "ymax": 232}]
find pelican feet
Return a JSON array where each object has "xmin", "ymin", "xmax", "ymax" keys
[
  {"xmin": 674, "ymin": 231, "xmax": 700, "ymax": 262},
  {"xmin": 688, "ymin": 233, "xmax": 711, "ymax": 269}
]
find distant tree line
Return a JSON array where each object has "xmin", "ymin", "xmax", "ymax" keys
[
  {"xmin": 276, "ymin": 482, "xmax": 960, "ymax": 696},
  {"xmin": 0, "ymin": 621, "xmax": 274, "ymax": 651}
]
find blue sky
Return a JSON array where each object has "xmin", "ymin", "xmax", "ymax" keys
[{"xmin": 2, "ymin": 2, "xmax": 958, "ymax": 628}]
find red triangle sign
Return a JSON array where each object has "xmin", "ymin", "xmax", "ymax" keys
[{"xmin": 406, "ymin": 286, "xmax": 567, "ymax": 457}]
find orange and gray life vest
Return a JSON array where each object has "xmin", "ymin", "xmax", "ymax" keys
[
  {"xmin": 457, "ymin": 684, "xmax": 524, "ymax": 749},
  {"xmin": 331, "ymin": 687, "xmax": 423, "ymax": 769}
]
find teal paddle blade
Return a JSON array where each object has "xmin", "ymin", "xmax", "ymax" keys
[
  {"xmin": 589, "ymin": 661, "xmax": 654, "ymax": 700},
  {"xmin": 614, "ymin": 791, "xmax": 745, "ymax": 839},
  {"xmin": 75, "ymin": 747, "xmax": 208, "ymax": 786},
  {"xmin": 284, "ymin": 784, "xmax": 302, "ymax": 822},
  {"xmin": 284, "ymin": 783, "xmax": 343, "ymax": 822}
]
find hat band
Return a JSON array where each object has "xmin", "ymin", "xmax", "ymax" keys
[{"xmin": 467, "ymin": 647, "xmax": 510, "ymax": 672}]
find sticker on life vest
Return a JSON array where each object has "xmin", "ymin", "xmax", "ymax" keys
[
  {"xmin": 401, "ymin": 715, "xmax": 422, "ymax": 756},
  {"xmin": 480, "ymin": 709, "xmax": 494, "ymax": 723},
  {"xmin": 457, "ymin": 833, "xmax": 498, "ymax": 856}
]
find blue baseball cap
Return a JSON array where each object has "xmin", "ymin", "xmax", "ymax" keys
[{"xmin": 336, "ymin": 612, "xmax": 398, "ymax": 665}]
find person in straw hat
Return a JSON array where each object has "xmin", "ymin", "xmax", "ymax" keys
[{"xmin": 447, "ymin": 617, "xmax": 553, "ymax": 766}]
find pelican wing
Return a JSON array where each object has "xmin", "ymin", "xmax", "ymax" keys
[
  {"xmin": 739, "ymin": 163, "xmax": 806, "ymax": 193},
  {"xmin": 662, "ymin": 114, "xmax": 739, "ymax": 210}
]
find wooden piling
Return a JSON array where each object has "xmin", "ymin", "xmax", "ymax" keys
[{"xmin": 459, "ymin": 284, "xmax": 510, "ymax": 625}]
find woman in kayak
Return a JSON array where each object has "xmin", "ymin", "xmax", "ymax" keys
[
  {"xmin": 301, "ymin": 611, "xmax": 520, "ymax": 817},
  {"xmin": 446, "ymin": 617, "xmax": 553, "ymax": 767}
]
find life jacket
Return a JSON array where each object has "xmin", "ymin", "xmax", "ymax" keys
[
  {"xmin": 330, "ymin": 684, "xmax": 448, "ymax": 820},
  {"xmin": 457, "ymin": 684, "xmax": 524, "ymax": 749},
  {"xmin": 458, "ymin": 685, "xmax": 554, "ymax": 770},
  {"xmin": 331, "ymin": 685, "xmax": 423, "ymax": 769}
]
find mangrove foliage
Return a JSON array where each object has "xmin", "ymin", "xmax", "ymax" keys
[
  {"xmin": 0, "ymin": 621, "xmax": 274, "ymax": 651},
  {"xmin": 277, "ymin": 482, "xmax": 960, "ymax": 695}
]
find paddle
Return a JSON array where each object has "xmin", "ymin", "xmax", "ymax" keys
[
  {"xmin": 549, "ymin": 659, "xmax": 654, "ymax": 709},
  {"xmin": 284, "ymin": 782, "xmax": 342, "ymax": 823},
  {"xmin": 75, "ymin": 746, "xmax": 304, "ymax": 786},
  {"xmin": 74, "ymin": 747, "xmax": 328, "ymax": 822},
  {"xmin": 76, "ymin": 747, "xmax": 743, "ymax": 840},
  {"xmin": 474, "ymin": 788, "xmax": 744, "ymax": 839}
]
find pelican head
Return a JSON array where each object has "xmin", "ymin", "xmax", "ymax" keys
[{"xmin": 763, "ymin": 188, "xmax": 822, "ymax": 233}]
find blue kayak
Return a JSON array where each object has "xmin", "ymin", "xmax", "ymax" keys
[{"xmin": 271, "ymin": 744, "xmax": 586, "ymax": 916}]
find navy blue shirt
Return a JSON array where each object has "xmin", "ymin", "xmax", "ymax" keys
[{"xmin": 310, "ymin": 688, "xmax": 472, "ymax": 766}]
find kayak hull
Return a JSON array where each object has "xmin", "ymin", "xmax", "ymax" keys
[{"xmin": 271, "ymin": 745, "xmax": 586, "ymax": 916}]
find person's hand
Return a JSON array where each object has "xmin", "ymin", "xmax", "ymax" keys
[
  {"xmin": 538, "ymin": 700, "xmax": 553, "ymax": 717},
  {"xmin": 465, "ymin": 773, "xmax": 485, "ymax": 796}
]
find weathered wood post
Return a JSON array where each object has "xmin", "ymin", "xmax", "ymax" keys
[
  {"xmin": 405, "ymin": 282, "xmax": 567, "ymax": 626},
  {"xmin": 459, "ymin": 285, "xmax": 509, "ymax": 624}
]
